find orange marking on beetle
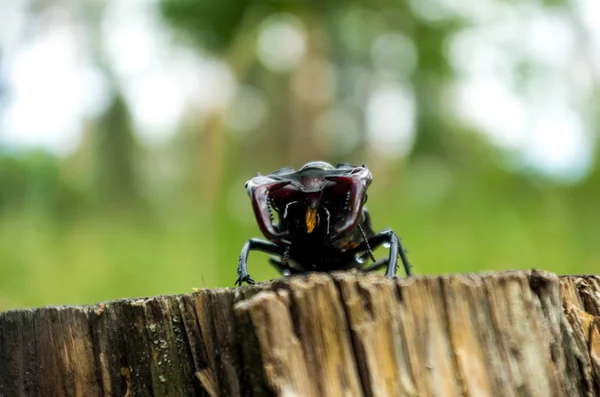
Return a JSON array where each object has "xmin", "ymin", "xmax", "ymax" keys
[
  {"xmin": 306, "ymin": 208, "xmax": 318, "ymax": 233},
  {"xmin": 342, "ymin": 241, "xmax": 359, "ymax": 250}
]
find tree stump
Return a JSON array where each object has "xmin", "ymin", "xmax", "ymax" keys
[{"xmin": 1, "ymin": 270, "xmax": 599, "ymax": 396}]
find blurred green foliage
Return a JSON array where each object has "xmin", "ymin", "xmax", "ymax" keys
[{"xmin": 1, "ymin": 0, "xmax": 599, "ymax": 311}]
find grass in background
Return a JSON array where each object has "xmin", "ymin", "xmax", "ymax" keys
[{"xmin": 2, "ymin": 170, "xmax": 597, "ymax": 311}]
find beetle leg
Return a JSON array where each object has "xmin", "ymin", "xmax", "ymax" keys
[
  {"xmin": 236, "ymin": 238, "xmax": 286, "ymax": 286},
  {"xmin": 398, "ymin": 237, "xmax": 412, "ymax": 277},
  {"xmin": 362, "ymin": 258, "xmax": 389, "ymax": 272},
  {"xmin": 377, "ymin": 229, "xmax": 412, "ymax": 278},
  {"xmin": 268, "ymin": 257, "xmax": 304, "ymax": 276},
  {"xmin": 345, "ymin": 229, "xmax": 412, "ymax": 277},
  {"xmin": 280, "ymin": 246, "xmax": 291, "ymax": 267}
]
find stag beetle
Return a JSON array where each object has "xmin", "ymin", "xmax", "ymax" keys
[{"xmin": 235, "ymin": 161, "xmax": 412, "ymax": 285}]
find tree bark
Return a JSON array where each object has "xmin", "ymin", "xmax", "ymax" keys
[{"xmin": 1, "ymin": 270, "xmax": 599, "ymax": 397}]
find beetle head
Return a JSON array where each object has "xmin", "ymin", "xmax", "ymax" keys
[{"xmin": 244, "ymin": 162, "xmax": 372, "ymax": 242}]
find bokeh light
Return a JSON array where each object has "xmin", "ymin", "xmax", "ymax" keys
[{"xmin": 257, "ymin": 14, "xmax": 306, "ymax": 73}]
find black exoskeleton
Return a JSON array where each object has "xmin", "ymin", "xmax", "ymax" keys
[{"xmin": 235, "ymin": 161, "xmax": 412, "ymax": 285}]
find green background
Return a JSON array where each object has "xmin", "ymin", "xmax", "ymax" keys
[{"xmin": 1, "ymin": 0, "xmax": 598, "ymax": 311}]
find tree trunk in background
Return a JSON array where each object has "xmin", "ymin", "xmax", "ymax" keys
[
  {"xmin": 410, "ymin": 23, "xmax": 456, "ymax": 160},
  {"xmin": 93, "ymin": 94, "xmax": 141, "ymax": 209},
  {"xmin": 287, "ymin": 14, "xmax": 330, "ymax": 167},
  {"xmin": 1, "ymin": 270, "xmax": 599, "ymax": 396},
  {"xmin": 196, "ymin": 111, "xmax": 227, "ymax": 210}
]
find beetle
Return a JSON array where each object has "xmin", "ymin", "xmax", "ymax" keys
[{"xmin": 235, "ymin": 161, "xmax": 412, "ymax": 285}]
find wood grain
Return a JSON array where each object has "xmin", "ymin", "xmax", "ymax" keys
[{"xmin": 1, "ymin": 271, "xmax": 599, "ymax": 396}]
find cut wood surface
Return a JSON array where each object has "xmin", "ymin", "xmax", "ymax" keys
[{"xmin": 1, "ymin": 270, "xmax": 599, "ymax": 396}]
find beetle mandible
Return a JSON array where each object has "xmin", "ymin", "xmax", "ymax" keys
[{"xmin": 235, "ymin": 161, "xmax": 412, "ymax": 285}]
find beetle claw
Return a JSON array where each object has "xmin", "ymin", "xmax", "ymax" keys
[{"xmin": 235, "ymin": 274, "xmax": 256, "ymax": 286}]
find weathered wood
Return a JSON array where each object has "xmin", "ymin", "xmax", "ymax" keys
[{"xmin": 1, "ymin": 270, "xmax": 599, "ymax": 396}]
